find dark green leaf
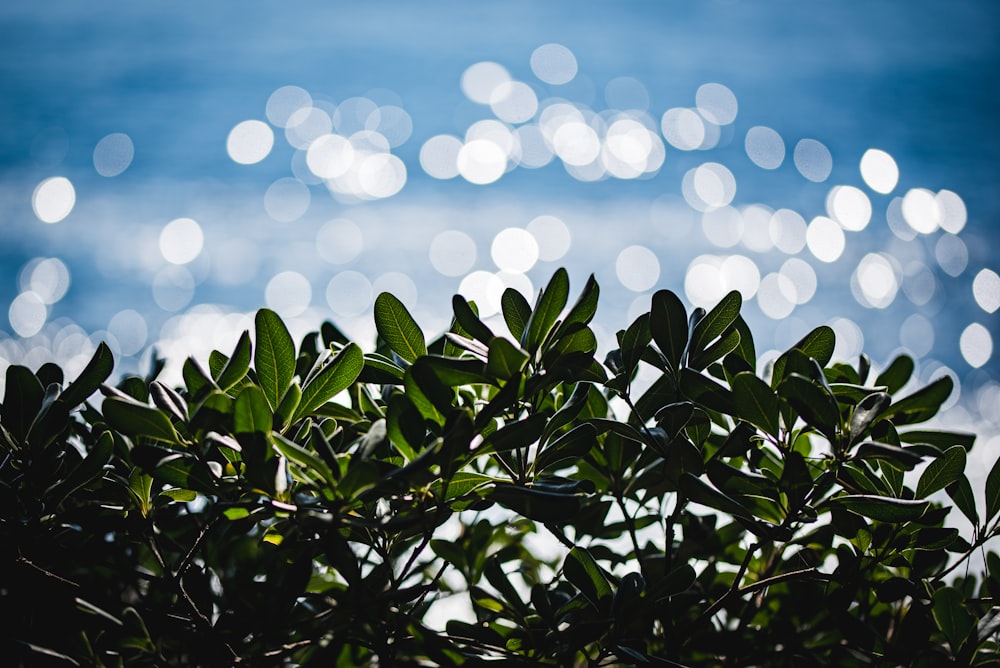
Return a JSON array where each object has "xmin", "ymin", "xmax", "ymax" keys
[
  {"xmin": 777, "ymin": 374, "xmax": 840, "ymax": 440},
  {"xmin": 679, "ymin": 368, "xmax": 736, "ymax": 415},
  {"xmin": 374, "ymin": 292, "xmax": 426, "ymax": 364},
  {"xmin": 1, "ymin": 365, "xmax": 43, "ymax": 443},
  {"xmin": 877, "ymin": 375, "xmax": 954, "ymax": 426},
  {"xmin": 898, "ymin": 429, "xmax": 975, "ymax": 451},
  {"xmin": 875, "ymin": 355, "xmax": 915, "ymax": 394},
  {"xmin": 932, "ymin": 586, "xmax": 976, "ymax": 652},
  {"xmin": 452, "ymin": 295, "xmax": 494, "ymax": 346},
  {"xmin": 48, "ymin": 430, "xmax": 114, "ymax": 505},
  {"xmin": 386, "ymin": 393, "xmax": 424, "ymax": 461},
  {"xmin": 916, "ymin": 445, "xmax": 966, "ymax": 499},
  {"xmin": 558, "ymin": 273, "xmax": 600, "ymax": 332},
  {"xmin": 732, "ymin": 372, "xmax": 781, "ymax": 439},
  {"xmin": 987, "ymin": 455, "xmax": 1000, "ymax": 525},
  {"xmin": 478, "ymin": 412, "xmax": 548, "ymax": 455},
  {"xmin": 254, "ymin": 308, "xmax": 296, "ymax": 410},
  {"xmin": 272, "ymin": 432, "xmax": 336, "ymax": 487},
  {"xmin": 771, "ymin": 326, "xmax": 836, "ymax": 387},
  {"xmin": 689, "ymin": 290, "xmax": 741, "ymax": 362},
  {"xmin": 501, "ymin": 287, "xmax": 532, "ymax": 342},
  {"xmin": 150, "ymin": 381, "xmax": 188, "ymax": 424},
  {"xmin": 687, "ymin": 326, "xmax": 740, "ymax": 372},
  {"xmin": 523, "ymin": 268, "xmax": 570, "ymax": 353},
  {"xmin": 849, "ymin": 392, "xmax": 892, "ymax": 445},
  {"xmin": 59, "ymin": 341, "xmax": 114, "ymax": 408},
  {"xmin": 541, "ymin": 382, "xmax": 594, "ymax": 445},
  {"xmin": 294, "ymin": 343, "xmax": 363, "ymax": 421},
  {"xmin": 420, "ymin": 354, "xmax": 492, "ymax": 387},
  {"xmin": 103, "ymin": 397, "xmax": 179, "ymax": 444},
  {"xmin": 618, "ymin": 313, "xmax": 651, "ymax": 378},
  {"xmin": 564, "ymin": 547, "xmax": 613, "ymax": 608},
  {"xmin": 680, "ymin": 473, "xmax": 755, "ymax": 523},
  {"xmin": 946, "ymin": 475, "xmax": 979, "ymax": 529},
  {"xmin": 828, "ymin": 494, "xmax": 930, "ymax": 523},
  {"xmin": 535, "ymin": 423, "xmax": 598, "ymax": 472},
  {"xmin": 215, "ymin": 330, "xmax": 252, "ymax": 392},
  {"xmin": 359, "ymin": 352, "xmax": 405, "ymax": 384},
  {"xmin": 234, "ymin": 385, "xmax": 272, "ymax": 435},
  {"xmin": 489, "ymin": 483, "xmax": 583, "ymax": 524},
  {"xmin": 650, "ymin": 289, "xmax": 688, "ymax": 374},
  {"xmin": 855, "ymin": 443, "xmax": 924, "ymax": 471},
  {"xmin": 732, "ymin": 316, "xmax": 756, "ymax": 368}
]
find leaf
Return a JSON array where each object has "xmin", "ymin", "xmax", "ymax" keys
[
  {"xmin": 679, "ymin": 368, "xmax": 736, "ymax": 416},
  {"xmin": 234, "ymin": 385, "xmax": 272, "ymax": 435},
  {"xmin": 687, "ymin": 326, "xmax": 740, "ymax": 372},
  {"xmin": 452, "ymin": 295, "xmax": 494, "ymax": 346},
  {"xmin": 916, "ymin": 445, "xmax": 966, "ymax": 499},
  {"xmin": 216, "ymin": 330, "xmax": 252, "ymax": 392},
  {"xmin": 374, "ymin": 292, "xmax": 426, "ymax": 364},
  {"xmin": 564, "ymin": 547, "xmax": 613, "ymax": 609},
  {"xmin": 477, "ymin": 413, "xmax": 548, "ymax": 455},
  {"xmin": 385, "ymin": 393, "xmax": 424, "ymax": 461},
  {"xmin": 254, "ymin": 308, "xmax": 296, "ymax": 410},
  {"xmin": 777, "ymin": 374, "xmax": 840, "ymax": 440},
  {"xmin": 489, "ymin": 483, "xmax": 584, "ymax": 524},
  {"xmin": 932, "ymin": 586, "xmax": 976, "ymax": 652},
  {"xmin": 650, "ymin": 289, "xmax": 688, "ymax": 373},
  {"xmin": 771, "ymin": 326, "xmax": 836, "ymax": 387},
  {"xmin": 877, "ymin": 375, "xmax": 954, "ymax": 426},
  {"xmin": 1, "ymin": 365, "xmax": 43, "ymax": 443},
  {"xmin": 182, "ymin": 356, "xmax": 216, "ymax": 400},
  {"xmin": 535, "ymin": 423, "xmax": 598, "ymax": 472},
  {"xmin": 103, "ymin": 397, "xmax": 180, "ymax": 444},
  {"xmin": 359, "ymin": 352, "xmax": 405, "ymax": 384},
  {"xmin": 849, "ymin": 392, "xmax": 892, "ymax": 445},
  {"xmin": 272, "ymin": 432, "xmax": 336, "ymax": 488},
  {"xmin": 559, "ymin": 273, "xmax": 600, "ymax": 331},
  {"xmin": 828, "ymin": 494, "xmax": 930, "ymax": 523},
  {"xmin": 946, "ymin": 475, "xmax": 979, "ymax": 529},
  {"xmin": 150, "ymin": 381, "xmax": 189, "ymax": 424},
  {"xmin": 689, "ymin": 290, "xmax": 742, "ymax": 362},
  {"xmin": 618, "ymin": 313, "xmax": 651, "ymax": 379},
  {"xmin": 486, "ymin": 337, "xmax": 530, "ymax": 380},
  {"xmin": 294, "ymin": 343, "xmax": 363, "ymax": 421},
  {"xmin": 986, "ymin": 456, "xmax": 1000, "ymax": 526},
  {"xmin": 59, "ymin": 341, "xmax": 114, "ymax": 408},
  {"xmin": 855, "ymin": 443, "xmax": 924, "ymax": 471},
  {"xmin": 732, "ymin": 372, "xmax": 781, "ymax": 439},
  {"xmin": 523, "ymin": 268, "xmax": 570, "ymax": 354},
  {"xmin": 680, "ymin": 473, "xmax": 755, "ymax": 523},
  {"xmin": 501, "ymin": 287, "xmax": 532, "ymax": 341},
  {"xmin": 875, "ymin": 354, "xmax": 915, "ymax": 394},
  {"xmin": 48, "ymin": 430, "xmax": 114, "ymax": 505}
]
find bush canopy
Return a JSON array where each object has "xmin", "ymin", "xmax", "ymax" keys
[{"xmin": 3, "ymin": 268, "xmax": 1000, "ymax": 666}]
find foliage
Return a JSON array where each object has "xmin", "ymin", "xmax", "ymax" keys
[{"xmin": 3, "ymin": 268, "xmax": 1000, "ymax": 666}]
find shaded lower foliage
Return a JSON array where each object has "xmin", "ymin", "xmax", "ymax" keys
[{"xmin": 3, "ymin": 268, "xmax": 1000, "ymax": 666}]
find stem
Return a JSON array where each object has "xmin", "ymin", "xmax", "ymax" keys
[
  {"xmin": 700, "ymin": 541, "xmax": 759, "ymax": 622},
  {"xmin": 614, "ymin": 494, "xmax": 645, "ymax": 577}
]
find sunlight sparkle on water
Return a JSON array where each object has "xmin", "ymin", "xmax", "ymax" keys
[
  {"xmin": 227, "ymin": 120, "xmax": 274, "ymax": 165},
  {"xmin": 326, "ymin": 271, "xmax": 372, "ymax": 318},
  {"xmin": 826, "ymin": 185, "xmax": 871, "ymax": 232},
  {"xmin": 21, "ymin": 257, "xmax": 70, "ymax": 305},
  {"xmin": 32, "ymin": 176, "xmax": 76, "ymax": 223},
  {"xmin": 859, "ymin": 149, "xmax": 898, "ymax": 194},
  {"xmin": 526, "ymin": 215, "xmax": 571, "ymax": 262},
  {"xmin": 961, "ymin": 323, "xmax": 993, "ymax": 369},
  {"xmin": 530, "ymin": 44, "xmax": 577, "ymax": 85},
  {"xmin": 159, "ymin": 218, "xmax": 204, "ymax": 265},
  {"xmin": 745, "ymin": 126, "xmax": 785, "ymax": 170},
  {"xmin": 266, "ymin": 271, "xmax": 312, "ymax": 318},
  {"xmin": 793, "ymin": 139, "xmax": 833, "ymax": 183},
  {"xmin": 491, "ymin": 228, "xmax": 539, "ymax": 273},
  {"xmin": 806, "ymin": 216, "xmax": 845, "ymax": 263},
  {"xmin": 93, "ymin": 133, "xmax": 134, "ymax": 177},
  {"xmin": 430, "ymin": 231, "xmax": 477, "ymax": 277},
  {"xmin": 461, "ymin": 62, "xmax": 511, "ymax": 105},
  {"xmin": 616, "ymin": 245, "xmax": 660, "ymax": 292},
  {"xmin": 973, "ymin": 269, "xmax": 1000, "ymax": 313},
  {"xmin": 852, "ymin": 253, "xmax": 900, "ymax": 309}
]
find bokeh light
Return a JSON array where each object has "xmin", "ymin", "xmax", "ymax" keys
[
  {"xmin": 458, "ymin": 271, "xmax": 505, "ymax": 317},
  {"xmin": 806, "ymin": 216, "xmax": 845, "ymax": 263},
  {"xmin": 973, "ymin": 269, "xmax": 1000, "ymax": 313},
  {"xmin": 900, "ymin": 313, "xmax": 935, "ymax": 358},
  {"xmin": 793, "ymin": 139, "xmax": 833, "ymax": 182},
  {"xmin": 93, "ymin": 133, "xmax": 135, "ymax": 177},
  {"xmin": 316, "ymin": 218, "xmax": 364, "ymax": 264},
  {"xmin": 326, "ymin": 271, "xmax": 373, "ymax": 318},
  {"xmin": 420, "ymin": 135, "xmax": 463, "ymax": 179},
  {"xmin": 961, "ymin": 323, "xmax": 993, "ymax": 368},
  {"xmin": 744, "ymin": 126, "xmax": 785, "ymax": 169},
  {"xmin": 859, "ymin": 148, "xmax": 898, "ymax": 194},
  {"xmin": 266, "ymin": 86, "xmax": 312, "ymax": 127},
  {"xmin": 159, "ymin": 218, "xmax": 204, "ymax": 265},
  {"xmin": 491, "ymin": 228, "xmax": 539, "ymax": 273},
  {"xmin": 9, "ymin": 291, "xmax": 47, "ymax": 337},
  {"xmin": 32, "ymin": 176, "xmax": 76, "ymax": 223},
  {"xmin": 695, "ymin": 83, "xmax": 738, "ymax": 125},
  {"xmin": 826, "ymin": 185, "xmax": 871, "ymax": 232},
  {"xmin": 227, "ymin": 120, "xmax": 274, "ymax": 165},
  {"xmin": 461, "ymin": 62, "xmax": 511, "ymax": 105},
  {"xmin": 530, "ymin": 43, "xmax": 578, "ymax": 85},
  {"xmin": 526, "ymin": 215, "xmax": 571, "ymax": 261},
  {"xmin": 265, "ymin": 271, "xmax": 312, "ymax": 317},
  {"xmin": 851, "ymin": 253, "xmax": 900, "ymax": 309},
  {"xmin": 429, "ymin": 230, "xmax": 477, "ymax": 277},
  {"xmin": 20, "ymin": 257, "xmax": 71, "ymax": 304},
  {"xmin": 107, "ymin": 309, "xmax": 148, "ymax": 356},
  {"xmin": 264, "ymin": 177, "xmax": 311, "ymax": 222}
]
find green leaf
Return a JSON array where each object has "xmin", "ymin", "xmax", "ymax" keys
[
  {"xmin": 916, "ymin": 445, "xmax": 966, "ymax": 499},
  {"xmin": 689, "ymin": 290, "xmax": 742, "ymax": 362},
  {"xmin": 182, "ymin": 356, "xmax": 216, "ymax": 400},
  {"xmin": 559, "ymin": 273, "xmax": 600, "ymax": 332},
  {"xmin": 946, "ymin": 475, "xmax": 979, "ymax": 529},
  {"xmin": 650, "ymin": 289, "xmax": 688, "ymax": 373},
  {"xmin": 216, "ymin": 330, "xmax": 252, "ymax": 392},
  {"xmin": 687, "ymin": 326, "xmax": 740, "ymax": 372},
  {"xmin": 452, "ymin": 295, "xmax": 494, "ymax": 346},
  {"xmin": 855, "ymin": 443, "xmax": 924, "ymax": 471},
  {"xmin": 254, "ymin": 308, "xmax": 296, "ymax": 411},
  {"xmin": 294, "ymin": 343, "xmax": 363, "ymax": 421},
  {"xmin": 679, "ymin": 368, "xmax": 736, "ymax": 416},
  {"xmin": 618, "ymin": 313, "xmax": 651, "ymax": 379},
  {"xmin": 48, "ymin": 430, "xmax": 114, "ymax": 505},
  {"xmin": 877, "ymin": 375, "xmax": 954, "ymax": 426},
  {"xmin": 828, "ymin": 494, "xmax": 930, "ymax": 523},
  {"xmin": 849, "ymin": 392, "xmax": 892, "ymax": 445},
  {"xmin": 898, "ymin": 430, "xmax": 975, "ymax": 451},
  {"xmin": 523, "ymin": 268, "xmax": 570, "ymax": 354},
  {"xmin": 359, "ymin": 352, "xmax": 405, "ymax": 384},
  {"xmin": 680, "ymin": 473, "xmax": 755, "ymax": 523},
  {"xmin": 234, "ymin": 385, "xmax": 272, "ymax": 435},
  {"xmin": 777, "ymin": 374, "xmax": 840, "ymax": 440},
  {"xmin": 535, "ymin": 423, "xmax": 598, "ymax": 473},
  {"xmin": 1, "ymin": 365, "xmax": 43, "ymax": 443},
  {"xmin": 489, "ymin": 483, "xmax": 583, "ymax": 524},
  {"xmin": 987, "ymin": 456, "xmax": 1000, "ymax": 525},
  {"xmin": 374, "ymin": 292, "xmax": 426, "ymax": 364},
  {"xmin": 732, "ymin": 371, "xmax": 781, "ymax": 439},
  {"xmin": 60, "ymin": 341, "xmax": 114, "ymax": 408},
  {"xmin": 477, "ymin": 413, "xmax": 548, "ymax": 455},
  {"xmin": 272, "ymin": 432, "xmax": 336, "ymax": 488},
  {"xmin": 386, "ymin": 393, "xmax": 424, "ymax": 461},
  {"xmin": 565, "ymin": 547, "xmax": 613, "ymax": 609},
  {"xmin": 103, "ymin": 397, "xmax": 180, "ymax": 444},
  {"xmin": 501, "ymin": 287, "xmax": 532, "ymax": 341},
  {"xmin": 732, "ymin": 316, "xmax": 756, "ymax": 368},
  {"xmin": 932, "ymin": 586, "xmax": 976, "ymax": 653},
  {"xmin": 771, "ymin": 326, "xmax": 836, "ymax": 387},
  {"xmin": 486, "ymin": 338, "xmax": 530, "ymax": 380},
  {"xmin": 421, "ymin": 355, "xmax": 492, "ymax": 387},
  {"xmin": 875, "ymin": 354, "xmax": 915, "ymax": 394}
]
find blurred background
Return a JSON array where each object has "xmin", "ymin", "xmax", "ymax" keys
[{"xmin": 1, "ymin": 2, "xmax": 998, "ymax": 456}]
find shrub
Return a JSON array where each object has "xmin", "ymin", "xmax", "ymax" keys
[{"xmin": 3, "ymin": 268, "xmax": 999, "ymax": 666}]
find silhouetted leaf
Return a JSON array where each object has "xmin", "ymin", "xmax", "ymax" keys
[
  {"xmin": 828, "ymin": 494, "xmax": 930, "ymax": 523},
  {"xmin": 524, "ymin": 267, "xmax": 569, "ymax": 353},
  {"xmin": 689, "ymin": 290, "xmax": 741, "ymax": 364},
  {"xmin": 478, "ymin": 412, "xmax": 547, "ymax": 455},
  {"xmin": 916, "ymin": 445, "xmax": 966, "ymax": 499},
  {"xmin": 60, "ymin": 341, "xmax": 114, "ymax": 408},
  {"xmin": 932, "ymin": 586, "xmax": 976, "ymax": 652},
  {"xmin": 849, "ymin": 392, "xmax": 891, "ymax": 445},
  {"xmin": 216, "ymin": 330, "xmax": 252, "ymax": 391},
  {"xmin": 565, "ymin": 547, "xmax": 613, "ymax": 609},
  {"xmin": 489, "ymin": 483, "xmax": 583, "ymax": 524},
  {"xmin": 103, "ymin": 397, "xmax": 179, "ymax": 444},
  {"xmin": 501, "ymin": 287, "xmax": 532, "ymax": 341},
  {"xmin": 946, "ymin": 475, "xmax": 979, "ymax": 529},
  {"xmin": 855, "ymin": 443, "xmax": 924, "ymax": 471},
  {"xmin": 1, "ymin": 365, "xmax": 43, "ymax": 444},
  {"xmin": 777, "ymin": 374, "xmax": 840, "ymax": 440},
  {"xmin": 618, "ymin": 313, "xmax": 651, "ymax": 379},
  {"xmin": 732, "ymin": 371, "xmax": 780, "ymax": 439},
  {"xmin": 875, "ymin": 355, "xmax": 915, "ymax": 394},
  {"xmin": 452, "ymin": 295, "xmax": 494, "ymax": 346},
  {"xmin": 374, "ymin": 292, "xmax": 426, "ymax": 364},
  {"xmin": 877, "ymin": 375, "xmax": 954, "ymax": 426},
  {"xmin": 650, "ymin": 289, "xmax": 688, "ymax": 374},
  {"xmin": 558, "ymin": 273, "xmax": 600, "ymax": 333},
  {"xmin": 294, "ymin": 343, "xmax": 363, "ymax": 421},
  {"xmin": 771, "ymin": 326, "xmax": 836, "ymax": 387}
]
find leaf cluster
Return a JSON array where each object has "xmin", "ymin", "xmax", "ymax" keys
[{"xmin": 2, "ymin": 269, "xmax": 999, "ymax": 666}]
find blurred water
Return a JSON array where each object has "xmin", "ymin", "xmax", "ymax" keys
[{"xmin": 0, "ymin": 2, "xmax": 998, "ymax": 447}]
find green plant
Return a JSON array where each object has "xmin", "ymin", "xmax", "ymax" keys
[{"xmin": 3, "ymin": 268, "xmax": 999, "ymax": 666}]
